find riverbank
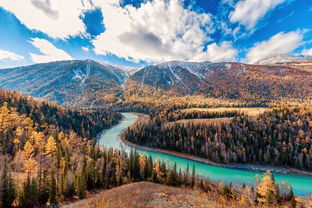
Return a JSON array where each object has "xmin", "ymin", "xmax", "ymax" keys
[
  {"xmin": 288, "ymin": 168, "xmax": 312, "ymax": 177},
  {"xmin": 129, "ymin": 112, "xmax": 150, "ymax": 125},
  {"xmin": 95, "ymin": 113, "xmax": 126, "ymax": 142},
  {"xmin": 121, "ymin": 113, "xmax": 312, "ymax": 177},
  {"xmin": 121, "ymin": 136, "xmax": 222, "ymax": 167},
  {"xmin": 121, "ymin": 136, "xmax": 298, "ymax": 175}
]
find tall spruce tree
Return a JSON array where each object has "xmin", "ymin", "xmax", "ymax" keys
[{"xmin": 0, "ymin": 158, "xmax": 16, "ymax": 208}]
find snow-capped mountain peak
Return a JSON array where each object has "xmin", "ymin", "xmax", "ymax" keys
[
  {"xmin": 156, "ymin": 60, "xmax": 213, "ymax": 78},
  {"xmin": 255, "ymin": 55, "xmax": 312, "ymax": 65}
]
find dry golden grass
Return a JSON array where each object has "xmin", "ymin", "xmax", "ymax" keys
[
  {"xmin": 63, "ymin": 182, "xmax": 310, "ymax": 208},
  {"xmin": 63, "ymin": 182, "xmax": 244, "ymax": 208},
  {"xmin": 180, "ymin": 107, "xmax": 271, "ymax": 117}
]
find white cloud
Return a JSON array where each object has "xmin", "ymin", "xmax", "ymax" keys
[
  {"xmin": 0, "ymin": 0, "xmax": 93, "ymax": 39},
  {"xmin": 0, "ymin": 49, "xmax": 24, "ymax": 61},
  {"xmin": 230, "ymin": 0, "xmax": 285, "ymax": 29},
  {"xmin": 0, "ymin": 0, "xmax": 239, "ymax": 63},
  {"xmin": 246, "ymin": 31, "xmax": 303, "ymax": 63},
  {"xmin": 302, "ymin": 48, "xmax": 312, "ymax": 56},
  {"xmin": 193, "ymin": 41, "xmax": 237, "ymax": 62},
  {"xmin": 92, "ymin": 0, "xmax": 235, "ymax": 63},
  {"xmin": 82, "ymin": 46, "xmax": 89, "ymax": 52},
  {"xmin": 30, "ymin": 38, "xmax": 73, "ymax": 63}
]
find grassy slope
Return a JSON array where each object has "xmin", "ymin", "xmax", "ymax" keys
[
  {"xmin": 63, "ymin": 182, "xmax": 311, "ymax": 208},
  {"xmin": 63, "ymin": 182, "xmax": 239, "ymax": 208}
]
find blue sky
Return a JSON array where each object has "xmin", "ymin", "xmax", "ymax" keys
[{"xmin": 0, "ymin": 0, "xmax": 311, "ymax": 69}]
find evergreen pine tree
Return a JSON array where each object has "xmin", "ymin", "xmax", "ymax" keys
[
  {"xmin": 147, "ymin": 156, "xmax": 153, "ymax": 179},
  {"xmin": 19, "ymin": 176, "xmax": 38, "ymax": 208},
  {"xmin": 37, "ymin": 170, "xmax": 49, "ymax": 207},
  {"xmin": 49, "ymin": 171, "xmax": 57, "ymax": 205},
  {"xmin": 0, "ymin": 158, "xmax": 16, "ymax": 208},
  {"xmin": 191, "ymin": 164, "xmax": 196, "ymax": 187}
]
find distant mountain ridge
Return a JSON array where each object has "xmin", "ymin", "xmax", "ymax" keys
[
  {"xmin": 1, "ymin": 56, "xmax": 312, "ymax": 106},
  {"xmin": 128, "ymin": 59, "xmax": 312, "ymax": 100},
  {"xmin": 0, "ymin": 59, "xmax": 127, "ymax": 107},
  {"xmin": 255, "ymin": 55, "xmax": 312, "ymax": 65}
]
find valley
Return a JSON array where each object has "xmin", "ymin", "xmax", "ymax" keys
[
  {"xmin": 1, "ymin": 1, "xmax": 312, "ymax": 207},
  {"xmin": 101, "ymin": 112, "xmax": 312, "ymax": 197},
  {"xmin": 1, "ymin": 57, "xmax": 312, "ymax": 207}
]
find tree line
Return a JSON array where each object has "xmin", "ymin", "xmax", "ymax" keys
[{"xmin": 163, "ymin": 110, "xmax": 241, "ymax": 122}]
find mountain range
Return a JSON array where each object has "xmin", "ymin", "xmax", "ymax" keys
[
  {"xmin": 0, "ymin": 55, "xmax": 312, "ymax": 106},
  {"xmin": 128, "ymin": 58, "xmax": 312, "ymax": 100},
  {"xmin": 0, "ymin": 59, "xmax": 127, "ymax": 107}
]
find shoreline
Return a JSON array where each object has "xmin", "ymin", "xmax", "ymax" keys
[
  {"xmin": 120, "ymin": 112, "xmax": 312, "ymax": 177},
  {"xmin": 288, "ymin": 168, "xmax": 312, "ymax": 177},
  {"xmin": 95, "ymin": 112, "xmax": 126, "ymax": 142}
]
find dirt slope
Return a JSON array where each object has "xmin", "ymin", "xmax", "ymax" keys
[{"xmin": 63, "ymin": 182, "xmax": 228, "ymax": 208}]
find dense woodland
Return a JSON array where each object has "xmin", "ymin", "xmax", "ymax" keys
[
  {"xmin": 124, "ymin": 107, "xmax": 312, "ymax": 170},
  {"xmin": 0, "ymin": 89, "xmax": 297, "ymax": 207},
  {"xmin": 0, "ymin": 89, "xmax": 121, "ymax": 140},
  {"xmin": 0, "ymin": 100, "xmax": 252, "ymax": 207},
  {"xmin": 163, "ymin": 110, "xmax": 241, "ymax": 122},
  {"xmin": 119, "ymin": 93, "xmax": 268, "ymax": 119},
  {"xmin": 0, "ymin": 89, "xmax": 198, "ymax": 207}
]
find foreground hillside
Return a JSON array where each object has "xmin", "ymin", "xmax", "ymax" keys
[
  {"xmin": 63, "ymin": 182, "xmax": 231, "ymax": 208},
  {"xmin": 0, "ymin": 89, "xmax": 122, "ymax": 207},
  {"xmin": 64, "ymin": 182, "xmax": 308, "ymax": 208}
]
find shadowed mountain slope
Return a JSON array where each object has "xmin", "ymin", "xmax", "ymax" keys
[{"xmin": 0, "ymin": 59, "xmax": 127, "ymax": 107}]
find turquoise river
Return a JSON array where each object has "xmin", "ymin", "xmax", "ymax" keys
[{"xmin": 98, "ymin": 113, "xmax": 312, "ymax": 197}]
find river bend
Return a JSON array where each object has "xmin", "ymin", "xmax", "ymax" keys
[{"xmin": 98, "ymin": 113, "xmax": 312, "ymax": 197}]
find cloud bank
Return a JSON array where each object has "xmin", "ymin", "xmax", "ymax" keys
[
  {"xmin": 92, "ymin": 0, "xmax": 237, "ymax": 63},
  {"xmin": 30, "ymin": 38, "xmax": 73, "ymax": 63},
  {"xmin": 246, "ymin": 31, "xmax": 303, "ymax": 63},
  {"xmin": 0, "ymin": 0, "xmax": 93, "ymax": 39},
  {"xmin": 302, "ymin": 48, "xmax": 312, "ymax": 56},
  {"xmin": 0, "ymin": 0, "xmax": 308, "ymax": 65},
  {"xmin": 230, "ymin": 0, "xmax": 286, "ymax": 29},
  {"xmin": 0, "ymin": 49, "xmax": 24, "ymax": 61}
]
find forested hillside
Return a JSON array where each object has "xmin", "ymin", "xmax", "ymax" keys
[
  {"xmin": 1, "ymin": 59, "xmax": 312, "ymax": 111},
  {"xmin": 0, "ymin": 60, "xmax": 127, "ymax": 107},
  {"xmin": 0, "ymin": 89, "xmax": 122, "ymax": 207},
  {"xmin": 120, "ymin": 87, "xmax": 267, "ymax": 118},
  {"xmin": 0, "ymin": 89, "xmax": 225, "ymax": 207},
  {"xmin": 127, "ymin": 61, "xmax": 312, "ymax": 101},
  {"xmin": 0, "ymin": 98, "xmax": 212, "ymax": 207},
  {"xmin": 0, "ymin": 89, "xmax": 121, "ymax": 141},
  {"xmin": 123, "ymin": 107, "xmax": 312, "ymax": 170}
]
